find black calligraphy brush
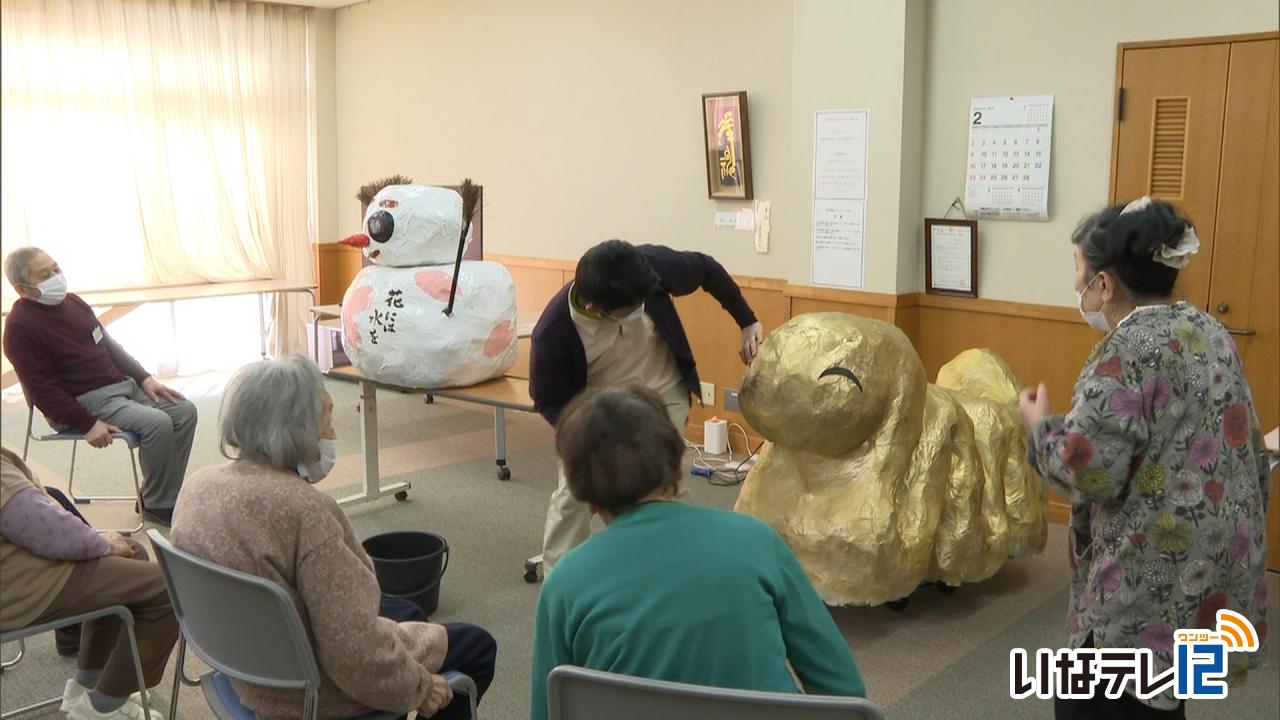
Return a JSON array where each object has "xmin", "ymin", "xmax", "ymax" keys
[{"xmin": 443, "ymin": 178, "xmax": 480, "ymax": 316}]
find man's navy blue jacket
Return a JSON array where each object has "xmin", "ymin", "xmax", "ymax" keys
[{"xmin": 528, "ymin": 245, "xmax": 758, "ymax": 426}]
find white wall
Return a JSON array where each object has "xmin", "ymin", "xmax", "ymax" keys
[
  {"xmin": 331, "ymin": 0, "xmax": 794, "ymax": 279},
  {"xmin": 320, "ymin": 0, "xmax": 1280, "ymax": 299},
  {"xmin": 786, "ymin": 0, "xmax": 921, "ymax": 290},
  {"xmin": 920, "ymin": 0, "xmax": 1280, "ymax": 305}
]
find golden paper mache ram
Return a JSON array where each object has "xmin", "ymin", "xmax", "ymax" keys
[{"xmin": 734, "ymin": 312, "xmax": 1047, "ymax": 606}]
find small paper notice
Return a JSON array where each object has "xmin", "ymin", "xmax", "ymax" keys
[
  {"xmin": 930, "ymin": 224, "xmax": 973, "ymax": 293},
  {"xmin": 734, "ymin": 209, "xmax": 755, "ymax": 230},
  {"xmin": 811, "ymin": 198, "xmax": 865, "ymax": 289},
  {"xmin": 714, "ymin": 211, "xmax": 737, "ymax": 228}
]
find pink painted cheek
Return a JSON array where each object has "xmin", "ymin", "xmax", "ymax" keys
[
  {"xmin": 484, "ymin": 320, "xmax": 515, "ymax": 358},
  {"xmin": 415, "ymin": 270, "xmax": 458, "ymax": 303},
  {"xmin": 343, "ymin": 285, "xmax": 374, "ymax": 348}
]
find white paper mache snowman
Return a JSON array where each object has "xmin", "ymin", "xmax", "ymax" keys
[{"xmin": 339, "ymin": 184, "xmax": 517, "ymax": 388}]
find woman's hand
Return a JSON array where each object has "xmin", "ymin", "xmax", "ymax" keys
[
  {"xmin": 740, "ymin": 322, "xmax": 764, "ymax": 365},
  {"xmin": 418, "ymin": 674, "xmax": 454, "ymax": 716},
  {"xmin": 1018, "ymin": 383, "xmax": 1051, "ymax": 428},
  {"xmin": 103, "ymin": 532, "xmax": 135, "ymax": 558}
]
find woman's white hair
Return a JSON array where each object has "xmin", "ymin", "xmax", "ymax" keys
[{"xmin": 219, "ymin": 353, "xmax": 326, "ymax": 469}]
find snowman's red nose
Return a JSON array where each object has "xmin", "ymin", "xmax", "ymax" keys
[{"xmin": 339, "ymin": 233, "xmax": 370, "ymax": 248}]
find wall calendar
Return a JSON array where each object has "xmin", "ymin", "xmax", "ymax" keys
[{"xmin": 964, "ymin": 94, "xmax": 1053, "ymax": 221}]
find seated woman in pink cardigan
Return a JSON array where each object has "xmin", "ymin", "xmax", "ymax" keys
[{"xmin": 172, "ymin": 354, "xmax": 495, "ymax": 719}]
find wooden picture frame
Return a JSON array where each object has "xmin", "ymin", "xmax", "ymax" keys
[
  {"xmin": 924, "ymin": 218, "xmax": 978, "ymax": 297},
  {"xmin": 702, "ymin": 91, "xmax": 753, "ymax": 200}
]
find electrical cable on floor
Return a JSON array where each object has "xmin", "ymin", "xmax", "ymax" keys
[{"xmin": 684, "ymin": 429, "xmax": 759, "ymax": 487}]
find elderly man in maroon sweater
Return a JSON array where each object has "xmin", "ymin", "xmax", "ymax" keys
[{"xmin": 3, "ymin": 247, "xmax": 197, "ymax": 526}]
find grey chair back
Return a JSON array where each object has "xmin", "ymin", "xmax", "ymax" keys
[
  {"xmin": 147, "ymin": 530, "xmax": 320, "ymax": 692},
  {"xmin": 547, "ymin": 665, "xmax": 884, "ymax": 720}
]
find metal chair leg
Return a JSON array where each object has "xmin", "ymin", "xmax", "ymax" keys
[
  {"xmin": 68, "ymin": 439, "xmax": 79, "ymax": 498},
  {"xmin": 1, "ymin": 607, "xmax": 147, "ymax": 720},
  {"xmin": 22, "ymin": 407, "xmax": 33, "ymax": 461},
  {"xmin": 63, "ymin": 439, "xmax": 145, "ymax": 534},
  {"xmin": 0, "ymin": 638, "xmax": 57, "ymax": 720},
  {"xmin": 66, "ymin": 439, "xmax": 137, "ymax": 504},
  {"xmin": 304, "ymin": 688, "xmax": 318, "ymax": 720},
  {"xmin": 0, "ymin": 638, "xmax": 25, "ymax": 670},
  {"xmin": 0, "ymin": 696, "xmax": 60, "ymax": 718},
  {"xmin": 123, "ymin": 621, "xmax": 153, "ymax": 720},
  {"xmin": 169, "ymin": 638, "xmax": 185, "ymax": 720}
]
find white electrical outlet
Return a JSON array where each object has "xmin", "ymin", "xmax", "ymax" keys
[{"xmin": 700, "ymin": 381, "xmax": 716, "ymax": 406}]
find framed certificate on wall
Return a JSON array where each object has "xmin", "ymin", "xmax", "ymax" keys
[{"xmin": 925, "ymin": 218, "xmax": 978, "ymax": 298}]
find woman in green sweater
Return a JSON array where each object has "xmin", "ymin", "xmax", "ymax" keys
[{"xmin": 530, "ymin": 386, "xmax": 866, "ymax": 720}]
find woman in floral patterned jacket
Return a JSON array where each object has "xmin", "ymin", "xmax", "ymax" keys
[{"xmin": 1018, "ymin": 197, "xmax": 1269, "ymax": 720}]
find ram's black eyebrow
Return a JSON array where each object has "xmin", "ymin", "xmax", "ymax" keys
[{"xmin": 818, "ymin": 366, "xmax": 863, "ymax": 392}]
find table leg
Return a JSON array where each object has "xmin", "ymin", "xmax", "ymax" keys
[
  {"xmin": 360, "ymin": 380, "xmax": 378, "ymax": 498},
  {"xmin": 257, "ymin": 293, "xmax": 267, "ymax": 359},
  {"xmin": 495, "ymin": 407, "xmax": 510, "ymax": 480},
  {"xmin": 338, "ymin": 379, "xmax": 410, "ymax": 506}
]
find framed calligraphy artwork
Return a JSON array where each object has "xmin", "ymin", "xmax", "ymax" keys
[{"xmin": 702, "ymin": 91, "xmax": 753, "ymax": 200}]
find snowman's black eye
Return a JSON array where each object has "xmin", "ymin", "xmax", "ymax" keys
[{"xmin": 368, "ymin": 211, "xmax": 394, "ymax": 244}]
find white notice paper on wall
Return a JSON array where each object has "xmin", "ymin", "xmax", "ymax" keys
[
  {"xmin": 812, "ymin": 109, "xmax": 869, "ymax": 288},
  {"xmin": 812, "ymin": 198, "xmax": 865, "ymax": 289},
  {"xmin": 964, "ymin": 95, "xmax": 1053, "ymax": 221}
]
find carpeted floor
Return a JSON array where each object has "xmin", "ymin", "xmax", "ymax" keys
[{"xmin": 2, "ymin": 374, "xmax": 1277, "ymax": 719}]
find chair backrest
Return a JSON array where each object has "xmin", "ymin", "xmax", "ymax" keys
[
  {"xmin": 546, "ymin": 666, "xmax": 885, "ymax": 720},
  {"xmin": 147, "ymin": 529, "xmax": 321, "ymax": 691}
]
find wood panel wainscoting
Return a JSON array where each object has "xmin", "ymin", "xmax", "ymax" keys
[
  {"xmin": 487, "ymin": 254, "xmax": 1124, "ymax": 527},
  {"xmin": 321, "ymin": 252, "xmax": 1273, "ymax": 537}
]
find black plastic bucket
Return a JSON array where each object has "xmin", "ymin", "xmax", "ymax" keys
[{"xmin": 362, "ymin": 532, "xmax": 449, "ymax": 617}]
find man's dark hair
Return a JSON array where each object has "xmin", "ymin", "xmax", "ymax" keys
[
  {"xmin": 1071, "ymin": 199, "xmax": 1190, "ymax": 298},
  {"xmin": 555, "ymin": 386, "xmax": 682, "ymax": 516},
  {"xmin": 573, "ymin": 239, "xmax": 661, "ymax": 312}
]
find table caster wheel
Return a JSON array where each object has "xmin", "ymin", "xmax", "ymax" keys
[
  {"xmin": 885, "ymin": 597, "xmax": 910, "ymax": 612},
  {"xmin": 424, "ymin": 394, "xmax": 435, "ymax": 404},
  {"xmin": 523, "ymin": 560, "xmax": 541, "ymax": 584},
  {"xmin": 497, "ymin": 466, "xmax": 511, "ymax": 481},
  {"xmin": 394, "ymin": 491, "xmax": 409, "ymax": 502}
]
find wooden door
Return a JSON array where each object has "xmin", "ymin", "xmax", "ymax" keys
[
  {"xmin": 1114, "ymin": 33, "xmax": 1280, "ymax": 572},
  {"xmin": 1209, "ymin": 39, "xmax": 1280, "ymax": 573},
  {"xmin": 1209, "ymin": 39, "xmax": 1279, "ymax": 431},
  {"xmin": 1113, "ymin": 43, "xmax": 1230, "ymax": 307}
]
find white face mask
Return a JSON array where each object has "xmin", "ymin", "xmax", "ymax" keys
[
  {"xmin": 1075, "ymin": 274, "xmax": 1110, "ymax": 333},
  {"xmin": 32, "ymin": 273, "xmax": 67, "ymax": 306},
  {"xmin": 298, "ymin": 437, "xmax": 338, "ymax": 484}
]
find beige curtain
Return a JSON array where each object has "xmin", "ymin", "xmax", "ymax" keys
[{"xmin": 1, "ymin": 0, "xmax": 317, "ymax": 354}]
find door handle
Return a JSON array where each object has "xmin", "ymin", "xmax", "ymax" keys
[{"xmin": 1225, "ymin": 327, "xmax": 1256, "ymax": 337}]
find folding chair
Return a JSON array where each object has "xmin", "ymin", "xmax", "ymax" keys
[
  {"xmin": 146, "ymin": 530, "xmax": 477, "ymax": 720},
  {"xmin": 547, "ymin": 665, "xmax": 884, "ymax": 720},
  {"xmin": 0, "ymin": 606, "xmax": 153, "ymax": 720},
  {"xmin": 22, "ymin": 398, "xmax": 145, "ymax": 534}
]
